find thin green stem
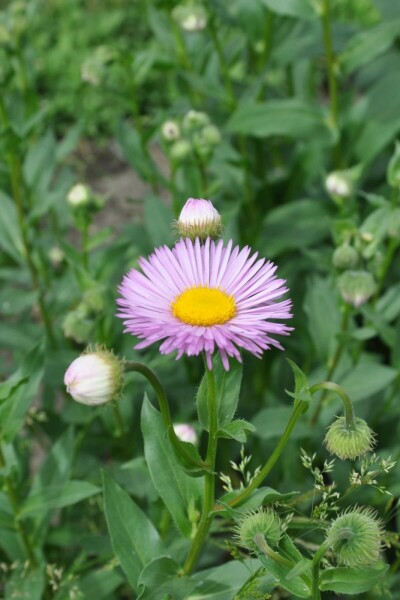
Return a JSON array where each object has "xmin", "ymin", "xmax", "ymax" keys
[
  {"xmin": 124, "ymin": 361, "xmax": 205, "ymax": 469},
  {"xmin": 309, "ymin": 381, "xmax": 355, "ymax": 428},
  {"xmin": 0, "ymin": 95, "xmax": 56, "ymax": 348},
  {"xmin": 216, "ymin": 400, "xmax": 307, "ymax": 511},
  {"xmin": 311, "ymin": 540, "xmax": 330, "ymax": 599},
  {"xmin": 310, "ymin": 304, "xmax": 350, "ymax": 424},
  {"xmin": 320, "ymin": 0, "xmax": 340, "ymax": 166},
  {"xmin": 183, "ymin": 364, "xmax": 218, "ymax": 574},
  {"xmin": 0, "ymin": 444, "xmax": 37, "ymax": 566},
  {"xmin": 208, "ymin": 18, "xmax": 236, "ymax": 109},
  {"xmin": 82, "ymin": 223, "xmax": 89, "ymax": 270},
  {"xmin": 112, "ymin": 403, "xmax": 125, "ymax": 437}
]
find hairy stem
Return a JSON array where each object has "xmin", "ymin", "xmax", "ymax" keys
[
  {"xmin": 309, "ymin": 381, "xmax": 355, "ymax": 428},
  {"xmin": 183, "ymin": 365, "xmax": 218, "ymax": 574}
]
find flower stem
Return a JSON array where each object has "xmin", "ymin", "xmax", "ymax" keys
[
  {"xmin": 183, "ymin": 365, "xmax": 218, "ymax": 574},
  {"xmin": 216, "ymin": 400, "xmax": 307, "ymax": 511},
  {"xmin": 320, "ymin": 0, "xmax": 339, "ymax": 166},
  {"xmin": 0, "ymin": 95, "xmax": 56, "ymax": 349},
  {"xmin": 310, "ymin": 304, "xmax": 350, "ymax": 424},
  {"xmin": 124, "ymin": 361, "xmax": 205, "ymax": 470},
  {"xmin": 309, "ymin": 381, "xmax": 355, "ymax": 428},
  {"xmin": 311, "ymin": 540, "xmax": 330, "ymax": 600},
  {"xmin": 0, "ymin": 444, "xmax": 37, "ymax": 567},
  {"xmin": 112, "ymin": 403, "xmax": 125, "ymax": 437}
]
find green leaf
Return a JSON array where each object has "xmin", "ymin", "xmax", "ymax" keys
[
  {"xmin": 23, "ymin": 130, "xmax": 56, "ymax": 191},
  {"xmin": 5, "ymin": 565, "xmax": 45, "ymax": 600},
  {"xmin": 253, "ymin": 406, "xmax": 310, "ymax": 440},
  {"xmin": 260, "ymin": 0, "xmax": 316, "ymax": 19},
  {"xmin": 197, "ymin": 356, "xmax": 242, "ymax": 431},
  {"xmin": 0, "ymin": 343, "xmax": 44, "ymax": 442},
  {"xmin": 54, "ymin": 566, "xmax": 124, "ymax": 600},
  {"xmin": 141, "ymin": 396, "xmax": 203, "ymax": 537},
  {"xmin": 303, "ymin": 276, "xmax": 341, "ymax": 362},
  {"xmin": 319, "ymin": 563, "xmax": 388, "ymax": 593},
  {"xmin": 138, "ymin": 556, "xmax": 196, "ymax": 600},
  {"xmin": 116, "ymin": 120, "xmax": 162, "ymax": 183},
  {"xmin": 0, "ymin": 192, "xmax": 24, "ymax": 263},
  {"xmin": 286, "ymin": 360, "xmax": 312, "ymax": 404},
  {"xmin": 102, "ymin": 471, "xmax": 164, "ymax": 591},
  {"xmin": 218, "ymin": 419, "xmax": 255, "ymax": 443},
  {"xmin": 20, "ymin": 481, "xmax": 100, "ymax": 517},
  {"xmin": 227, "ymin": 100, "xmax": 331, "ymax": 142},
  {"xmin": 340, "ymin": 19, "xmax": 400, "ymax": 75},
  {"xmin": 260, "ymin": 199, "xmax": 331, "ymax": 258},
  {"xmin": 337, "ymin": 358, "xmax": 397, "ymax": 402},
  {"xmin": 215, "ymin": 487, "xmax": 297, "ymax": 518},
  {"xmin": 192, "ymin": 559, "xmax": 272, "ymax": 600},
  {"xmin": 144, "ymin": 193, "xmax": 174, "ymax": 247},
  {"xmin": 259, "ymin": 553, "xmax": 310, "ymax": 597}
]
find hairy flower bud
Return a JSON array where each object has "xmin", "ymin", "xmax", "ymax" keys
[
  {"xmin": 173, "ymin": 423, "xmax": 197, "ymax": 444},
  {"xmin": 236, "ymin": 509, "xmax": 282, "ymax": 554},
  {"xmin": 172, "ymin": 5, "xmax": 207, "ymax": 32},
  {"xmin": 176, "ymin": 198, "xmax": 222, "ymax": 241},
  {"xmin": 67, "ymin": 183, "xmax": 90, "ymax": 207},
  {"xmin": 161, "ymin": 120, "xmax": 181, "ymax": 142},
  {"xmin": 327, "ymin": 507, "xmax": 383, "ymax": 567},
  {"xmin": 64, "ymin": 349, "xmax": 124, "ymax": 406},
  {"xmin": 324, "ymin": 416, "xmax": 375, "ymax": 460},
  {"xmin": 338, "ymin": 270, "xmax": 376, "ymax": 307},
  {"xmin": 332, "ymin": 244, "xmax": 358, "ymax": 270}
]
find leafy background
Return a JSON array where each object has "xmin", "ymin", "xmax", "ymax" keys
[{"xmin": 1, "ymin": 0, "xmax": 400, "ymax": 597}]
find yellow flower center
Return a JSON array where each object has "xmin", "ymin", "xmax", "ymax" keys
[{"xmin": 172, "ymin": 286, "xmax": 236, "ymax": 326}]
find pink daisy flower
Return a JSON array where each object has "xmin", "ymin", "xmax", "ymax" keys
[{"xmin": 116, "ymin": 238, "xmax": 292, "ymax": 370}]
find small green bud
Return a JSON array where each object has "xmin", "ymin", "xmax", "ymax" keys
[
  {"xmin": 235, "ymin": 509, "xmax": 282, "ymax": 554},
  {"xmin": 387, "ymin": 141, "xmax": 400, "ymax": 189},
  {"xmin": 182, "ymin": 110, "xmax": 209, "ymax": 132},
  {"xmin": 324, "ymin": 416, "xmax": 375, "ymax": 460},
  {"xmin": 332, "ymin": 244, "xmax": 358, "ymax": 270},
  {"xmin": 170, "ymin": 139, "xmax": 192, "ymax": 162},
  {"xmin": 327, "ymin": 507, "xmax": 384, "ymax": 567},
  {"xmin": 337, "ymin": 270, "xmax": 376, "ymax": 307},
  {"xmin": 82, "ymin": 286, "xmax": 105, "ymax": 313}
]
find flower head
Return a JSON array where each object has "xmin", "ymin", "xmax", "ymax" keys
[
  {"xmin": 117, "ymin": 237, "xmax": 292, "ymax": 370},
  {"xmin": 64, "ymin": 349, "xmax": 124, "ymax": 406},
  {"xmin": 236, "ymin": 509, "xmax": 282, "ymax": 554},
  {"xmin": 173, "ymin": 423, "xmax": 197, "ymax": 444},
  {"xmin": 327, "ymin": 507, "xmax": 384, "ymax": 567},
  {"xmin": 324, "ymin": 416, "xmax": 375, "ymax": 460},
  {"xmin": 177, "ymin": 198, "xmax": 222, "ymax": 240}
]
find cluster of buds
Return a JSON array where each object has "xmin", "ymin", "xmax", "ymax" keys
[
  {"xmin": 172, "ymin": 3, "xmax": 208, "ymax": 32},
  {"xmin": 161, "ymin": 110, "xmax": 221, "ymax": 162}
]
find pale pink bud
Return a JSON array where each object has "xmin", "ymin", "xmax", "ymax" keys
[
  {"xmin": 177, "ymin": 198, "xmax": 222, "ymax": 241},
  {"xmin": 173, "ymin": 423, "xmax": 197, "ymax": 444},
  {"xmin": 64, "ymin": 350, "xmax": 123, "ymax": 406}
]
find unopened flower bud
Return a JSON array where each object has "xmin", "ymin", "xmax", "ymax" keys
[
  {"xmin": 67, "ymin": 184, "xmax": 90, "ymax": 207},
  {"xmin": 193, "ymin": 125, "xmax": 221, "ymax": 157},
  {"xmin": 332, "ymin": 244, "xmax": 358, "ymax": 270},
  {"xmin": 176, "ymin": 198, "xmax": 222, "ymax": 241},
  {"xmin": 182, "ymin": 110, "xmax": 209, "ymax": 132},
  {"xmin": 324, "ymin": 416, "xmax": 375, "ymax": 460},
  {"xmin": 387, "ymin": 141, "xmax": 400, "ymax": 189},
  {"xmin": 172, "ymin": 5, "xmax": 207, "ymax": 32},
  {"xmin": 236, "ymin": 509, "xmax": 282, "ymax": 554},
  {"xmin": 64, "ymin": 349, "xmax": 124, "ymax": 406},
  {"xmin": 326, "ymin": 171, "xmax": 353, "ymax": 199},
  {"xmin": 338, "ymin": 270, "xmax": 376, "ymax": 307},
  {"xmin": 173, "ymin": 423, "xmax": 197, "ymax": 444},
  {"xmin": 327, "ymin": 507, "xmax": 383, "ymax": 567},
  {"xmin": 48, "ymin": 246, "xmax": 64, "ymax": 268},
  {"xmin": 170, "ymin": 139, "xmax": 192, "ymax": 162},
  {"xmin": 161, "ymin": 120, "xmax": 181, "ymax": 142}
]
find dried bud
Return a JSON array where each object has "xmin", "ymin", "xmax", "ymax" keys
[
  {"xmin": 172, "ymin": 5, "xmax": 207, "ymax": 31},
  {"xmin": 67, "ymin": 184, "xmax": 90, "ymax": 207},
  {"xmin": 327, "ymin": 507, "xmax": 384, "ymax": 567},
  {"xmin": 324, "ymin": 416, "xmax": 375, "ymax": 460},
  {"xmin": 64, "ymin": 348, "xmax": 124, "ymax": 406},
  {"xmin": 236, "ymin": 509, "xmax": 282, "ymax": 554},
  {"xmin": 338, "ymin": 270, "xmax": 376, "ymax": 307},
  {"xmin": 332, "ymin": 244, "xmax": 358, "ymax": 270},
  {"xmin": 173, "ymin": 423, "xmax": 197, "ymax": 444},
  {"xmin": 176, "ymin": 198, "xmax": 222, "ymax": 241},
  {"xmin": 161, "ymin": 120, "xmax": 181, "ymax": 142}
]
